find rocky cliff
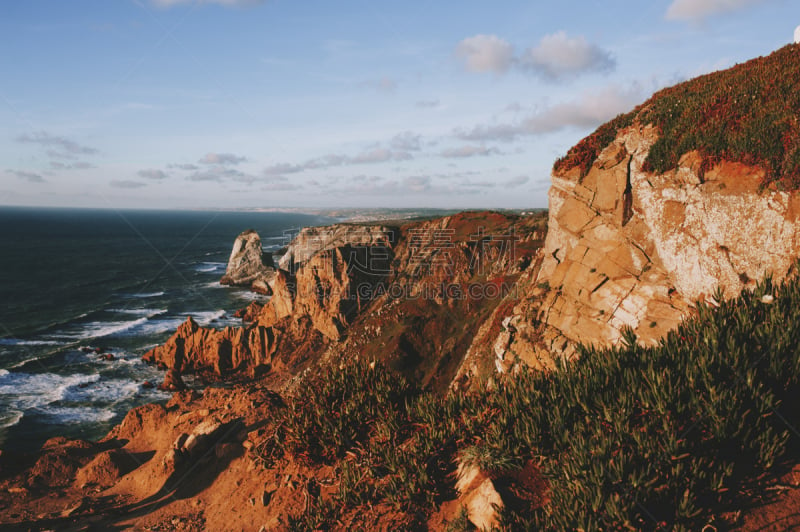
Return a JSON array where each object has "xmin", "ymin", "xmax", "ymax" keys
[
  {"xmin": 145, "ymin": 222, "xmax": 400, "ymax": 384},
  {"xmin": 277, "ymin": 223, "xmax": 397, "ymax": 272},
  {"xmin": 8, "ymin": 45, "xmax": 800, "ymax": 532},
  {"xmin": 516, "ymin": 44, "xmax": 800, "ymax": 359}
]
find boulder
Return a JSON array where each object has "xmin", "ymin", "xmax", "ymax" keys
[{"xmin": 455, "ymin": 461, "xmax": 504, "ymax": 531}]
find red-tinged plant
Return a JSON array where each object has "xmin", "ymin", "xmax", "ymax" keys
[{"xmin": 555, "ymin": 44, "xmax": 800, "ymax": 189}]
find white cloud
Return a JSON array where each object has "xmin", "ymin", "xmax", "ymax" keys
[
  {"xmin": 168, "ymin": 163, "xmax": 199, "ymax": 171},
  {"xmin": 404, "ymin": 176, "xmax": 431, "ymax": 192},
  {"xmin": 415, "ymin": 99, "xmax": 440, "ymax": 109},
  {"xmin": 304, "ymin": 154, "xmax": 348, "ymax": 170},
  {"xmin": 263, "ymin": 163, "xmax": 304, "ymax": 176},
  {"xmin": 199, "ymin": 153, "xmax": 247, "ymax": 165},
  {"xmin": 263, "ymin": 144, "xmax": 415, "ymax": 179},
  {"xmin": 665, "ymin": 0, "xmax": 767, "ymax": 21},
  {"xmin": 110, "ymin": 179, "xmax": 146, "ymax": 189},
  {"xmin": 506, "ymin": 175, "xmax": 529, "ymax": 187},
  {"xmin": 456, "ymin": 34, "xmax": 514, "ymax": 74},
  {"xmin": 17, "ymin": 131, "xmax": 97, "ymax": 156},
  {"xmin": 391, "ymin": 131, "xmax": 422, "ymax": 152},
  {"xmin": 455, "ymin": 85, "xmax": 643, "ymax": 142},
  {"xmin": 7, "ymin": 170, "xmax": 46, "ymax": 183},
  {"xmin": 261, "ymin": 182, "xmax": 303, "ymax": 192},
  {"xmin": 187, "ymin": 167, "xmax": 254, "ymax": 182},
  {"xmin": 262, "ymin": 174, "xmax": 289, "ymax": 183},
  {"xmin": 50, "ymin": 161, "xmax": 94, "ymax": 170},
  {"xmin": 461, "ymin": 179, "xmax": 495, "ymax": 188},
  {"xmin": 520, "ymin": 31, "xmax": 615, "ymax": 80},
  {"xmin": 440, "ymin": 145, "xmax": 500, "ymax": 158},
  {"xmin": 137, "ymin": 169, "xmax": 169, "ymax": 180},
  {"xmin": 351, "ymin": 148, "xmax": 412, "ymax": 164}
]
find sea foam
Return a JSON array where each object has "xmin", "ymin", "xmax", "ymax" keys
[
  {"xmin": 57, "ymin": 317, "xmax": 150, "ymax": 340},
  {"xmin": 108, "ymin": 308, "xmax": 168, "ymax": 317},
  {"xmin": 195, "ymin": 261, "xmax": 226, "ymax": 273},
  {"xmin": 128, "ymin": 291, "xmax": 165, "ymax": 298}
]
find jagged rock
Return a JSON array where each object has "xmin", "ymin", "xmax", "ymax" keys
[
  {"xmin": 160, "ymin": 367, "xmax": 186, "ymax": 391},
  {"xmin": 493, "ymin": 330, "xmax": 512, "ymax": 360},
  {"xmin": 292, "ymin": 245, "xmax": 391, "ymax": 340},
  {"xmin": 278, "ymin": 224, "xmax": 397, "ymax": 272},
  {"xmin": 143, "ymin": 316, "xmax": 278, "ymax": 377},
  {"xmin": 234, "ymin": 301, "xmax": 264, "ymax": 323},
  {"xmin": 250, "ymin": 277, "xmax": 272, "ymax": 295},
  {"xmin": 256, "ymin": 270, "xmax": 295, "ymax": 328},
  {"xmin": 220, "ymin": 229, "xmax": 275, "ymax": 290}
]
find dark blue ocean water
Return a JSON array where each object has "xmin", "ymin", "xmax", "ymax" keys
[{"xmin": 0, "ymin": 207, "xmax": 331, "ymax": 450}]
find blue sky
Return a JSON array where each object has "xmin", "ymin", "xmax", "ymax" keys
[{"xmin": 0, "ymin": 0, "xmax": 797, "ymax": 210}]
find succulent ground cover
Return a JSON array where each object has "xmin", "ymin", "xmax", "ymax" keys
[{"xmin": 257, "ymin": 268, "xmax": 800, "ymax": 530}]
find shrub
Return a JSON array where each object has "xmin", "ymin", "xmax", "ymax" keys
[
  {"xmin": 279, "ymin": 359, "xmax": 417, "ymax": 463},
  {"xmin": 266, "ymin": 271, "xmax": 800, "ymax": 530}
]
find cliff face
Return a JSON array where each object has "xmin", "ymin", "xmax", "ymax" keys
[
  {"xmin": 325, "ymin": 212, "xmax": 546, "ymax": 390},
  {"xmin": 144, "ymin": 212, "xmax": 548, "ymax": 390},
  {"xmin": 277, "ymin": 223, "xmax": 397, "ymax": 272},
  {"xmin": 145, "ymin": 223, "xmax": 399, "ymax": 383},
  {"xmin": 534, "ymin": 123, "xmax": 800, "ymax": 354}
]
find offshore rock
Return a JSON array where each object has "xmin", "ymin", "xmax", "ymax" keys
[{"xmin": 220, "ymin": 229, "xmax": 275, "ymax": 291}]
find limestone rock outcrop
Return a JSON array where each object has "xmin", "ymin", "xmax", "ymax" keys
[
  {"xmin": 531, "ymin": 123, "xmax": 800, "ymax": 354},
  {"xmin": 455, "ymin": 461, "xmax": 504, "ymax": 531},
  {"xmin": 220, "ymin": 229, "xmax": 275, "ymax": 291}
]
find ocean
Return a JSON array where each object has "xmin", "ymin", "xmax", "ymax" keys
[{"xmin": 0, "ymin": 207, "xmax": 332, "ymax": 451}]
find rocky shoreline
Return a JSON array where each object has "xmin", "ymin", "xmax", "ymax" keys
[
  {"xmin": 6, "ymin": 45, "xmax": 800, "ymax": 529},
  {"xmin": 0, "ymin": 211, "xmax": 550, "ymax": 530}
]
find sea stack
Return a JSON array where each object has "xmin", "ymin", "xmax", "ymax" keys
[{"xmin": 220, "ymin": 229, "xmax": 275, "ymax": 294}]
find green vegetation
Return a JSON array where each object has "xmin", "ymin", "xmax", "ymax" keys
[
  {"xmin": 263, "ymin": 272, "xmax": 800, "ymax": 530},
  {"xmin": 555, "ymin": 44, "xmax": 800, "ymax": 189},
  {"xmin": 554, "ymin": 111, "xmax": 636, "ymax": 177}
]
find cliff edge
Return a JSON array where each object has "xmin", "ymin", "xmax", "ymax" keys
[{"xmin": 526, "ymin": 44, "xmax": 800, "ymax": 357}]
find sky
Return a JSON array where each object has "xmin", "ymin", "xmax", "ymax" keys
[{"xmin": 0, "ymin": 0, "xmax": 797, "ymax": 210}]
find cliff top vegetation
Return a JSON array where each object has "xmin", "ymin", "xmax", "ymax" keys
[{"xmin": 554, "ymin": 44, "xmax": 800, "ymax": 189}]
